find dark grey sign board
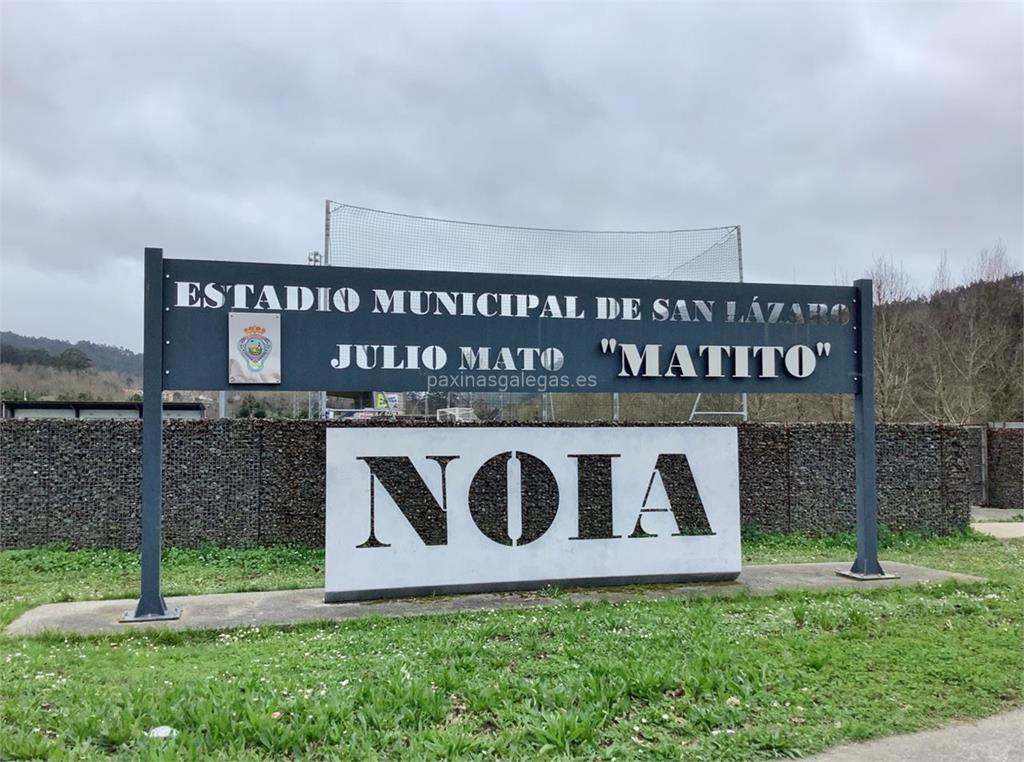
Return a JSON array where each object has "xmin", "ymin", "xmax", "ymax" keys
[{"xmin": 162, "ymin": 256, "xmax": 860, "ymax": 394}]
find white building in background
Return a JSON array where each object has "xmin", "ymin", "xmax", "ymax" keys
[{"xmin": 0, "ymin": 400, "xmax": 206, "ymax": 420}]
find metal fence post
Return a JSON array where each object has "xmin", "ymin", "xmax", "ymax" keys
[
  {"xmin": 122, "ymin": 248, "xmax": 180, "ymax": 621},
  {"xmin": 839, "ymin": 278, "xmax": 896, "ymax": 580},
  {"xmin": 979, "ymin": 425, "xmax": 989, "ymax": 505}
]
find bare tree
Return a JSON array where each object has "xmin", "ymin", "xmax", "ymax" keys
[
  {"xmin": 866, "ymin": 256, "xmax": 917, "ymax": 421},
  {"xmin": 931, "ymin": 249, "xmax": 953, "ymax": 294},
  {"xmin": 963, "ymin": 239, "xmax": 1014, "ymax": 284},
  {"xmin": 913, "ymin": 243, "xmax": 1023, "ymax": 424}
]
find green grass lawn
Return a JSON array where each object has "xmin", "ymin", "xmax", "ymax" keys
[{"xmin": 1, "ymin": 531, "xmax": 1021, "ymax": 760}]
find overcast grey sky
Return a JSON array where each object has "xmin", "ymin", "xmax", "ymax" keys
[{"xmin": 1, "ymin": 0, "xmax": 1021, "ymax": 351}]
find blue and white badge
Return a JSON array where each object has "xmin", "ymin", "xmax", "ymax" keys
[{"xmin": 228, "ymin": 312, "xmax": 281, "ymax": 384}]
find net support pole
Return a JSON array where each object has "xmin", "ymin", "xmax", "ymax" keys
[
  {"xmin": 838, "ymin": 278, "xmax": 897, "ymax": 581},
  {"xmin": 317, "ymin": 200, "xmax": 332, "ymax": 420},
  {"xmin": 123, "ymin": 248, "xmax": 180, "ymax": 621},
  {"xmin": 324, "ymin": 200, "xmax": 332, "ymax": 266}
]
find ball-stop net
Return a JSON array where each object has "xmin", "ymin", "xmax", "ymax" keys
[{"xmin": 323, "ymin": 202, "xmax": 743, "ymax": 421}]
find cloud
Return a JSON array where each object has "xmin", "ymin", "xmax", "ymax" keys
[{"xmin": 1, "ymin": 0, "xmax": 1020, "ymax": 349}]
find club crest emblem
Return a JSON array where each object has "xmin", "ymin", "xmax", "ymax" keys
[{"xmin": 237, "ymin": 325, "xmax": 272, "ymax": 372}]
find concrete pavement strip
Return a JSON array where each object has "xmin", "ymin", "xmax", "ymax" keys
[
  {"xmin": 970, "ymin": 507, "xmax": 1023, "ymax": 522},
  {"xmin": 803, "ymin": 708, "xmax": 1024, "ymax": 762},
  {"xmin": 972, "ymin": 522, "xmax": 1024, "ymax": 539},
  {"xmin": 6, "ymin": 561, "xmax": 982, "ymax": 637}
]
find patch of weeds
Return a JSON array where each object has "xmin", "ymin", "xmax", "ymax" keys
[{"xmin": 539, "ymin": 585, "xmax": 566, "ymax": 599}]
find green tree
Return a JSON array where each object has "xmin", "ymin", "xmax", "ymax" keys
[
  {"xmin": 236, "ymin": 394, "xmax": 269, "ymax": 419},
  {"xmin": 58, "ymin": 348, "xmax": 92, "ymax": 372}
]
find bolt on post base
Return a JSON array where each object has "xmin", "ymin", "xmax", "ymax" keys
[
  {"xmin": 835, "ymin": 570, "xmax": 900, "ymax": 581},
  {"xmin": 119, "ymin": 603, "xmax": 181, "ymax": 623}
]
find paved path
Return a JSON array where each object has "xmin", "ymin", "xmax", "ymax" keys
[
  {"xmin": 972, "ymin": 522, "xmax": 1024, "ymax": 539},
  {"xmin": 6, "ymin": 561, "xmax": 981, "ymax": 637},
  {"xmin": 971, "ymin": 507, "xmax": 1023, "ymax": 522},
  {"xmin": 804, "ymin": 708, "xmax": 1024, "ymax": 762}
]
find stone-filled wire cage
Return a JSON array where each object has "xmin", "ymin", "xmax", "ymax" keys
[{"xmin": 323, "ymin": 202, "xmax": 744, "ymax": 422}]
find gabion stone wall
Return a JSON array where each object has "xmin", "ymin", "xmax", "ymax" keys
[
  {"xmin": 0, "ymin": 420, "xmax": 972, "ymax": 550},
  {"xmin": 963, "ymin": 427, "xmax": 986, "ymax": 505},
  {"xmin": 987, "ymin": 428, "xmax": 1023, "ymax": 510}
]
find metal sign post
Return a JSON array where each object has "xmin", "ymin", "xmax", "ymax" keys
[
  {"xmin": 122, "ymin": 248, "xmax": 179, "ymax": 621},
  {"xmin": 838, "ymin": 279, "xmax": 894, "ymax": 579}
]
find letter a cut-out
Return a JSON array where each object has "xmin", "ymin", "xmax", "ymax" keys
[{"xmin": 629, "ymin": 454, "xmax": 714, "ymax": 538}]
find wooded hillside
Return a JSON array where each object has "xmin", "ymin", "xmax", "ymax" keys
[
  {"xmin": 870, "ymin": 245, "xmax": 1022, "ymax": 424},
  {"xmin": 0, "ymin": 364, "xmax": 131, "ymax": 403},
  {"xmin": 0, "ymin": 332, "xmax": 142, "ymax": 377}
]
